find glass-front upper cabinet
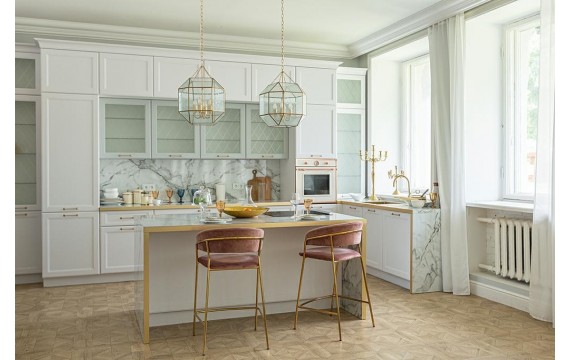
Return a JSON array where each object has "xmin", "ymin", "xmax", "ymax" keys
[
  {"xmin": 245, "ymin": 104, "xmax": 288, "ymax": 159},
  {"xmin": 15, "ymin": 52, "xmax": 40, "ymax": 95},
  {"xmin": 151, "ymin": 100, "xmax": 200, "ymax": 159},
  {"xmin": 200, "ymin": 103, "xmax": 246, "ymax": 159},
  {"xmin": 337, "ymin": 68, "xmax": 367, "ymax": 109},
  {"xmin": 100, "ymin": 98, "xmax": 151, "ymax": 158},
  {"xmin": 15, "ymin": 96, "xmax": 41, "ymax": 211}
]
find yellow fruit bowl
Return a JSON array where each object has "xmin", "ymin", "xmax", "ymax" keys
[{"xmin": 223, "ymin": 206, "xmax": 269, "ymax": 218}]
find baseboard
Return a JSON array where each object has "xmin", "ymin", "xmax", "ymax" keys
[
  {"xmin": 16, "ymin": 273, "xmax": 43, "ymax": 285},
  {"xmin": 470, "ymin": 279, "xmax": 529, "ymax": 313},
  {"xmin": 366, "ymin": 267, "xmax": 410, "ymax": 290},
  {"xmin": 43, "ymin": 272, "xmax": 141, "ymax": 287}
]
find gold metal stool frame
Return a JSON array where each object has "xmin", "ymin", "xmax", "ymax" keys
[
  {"xmin": 293, "ymin": 227, "xmax": 375, "ymax": 341},
  {"xmin": 193, "ymin": 233, "xmax": 269, "ymax": 355}
]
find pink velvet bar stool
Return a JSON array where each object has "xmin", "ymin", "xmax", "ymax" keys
[
  {"xmin": 193, "ymin": 227, "xmax": 269, "ymax": 355},
  {"xmin": 293, "ymin": 222, "xmax": 375, "ymax": 341}
]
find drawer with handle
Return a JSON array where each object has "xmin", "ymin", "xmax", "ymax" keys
[{"xmin": 100, "ymin": 210, "xmax": 153, "ymax": 226}]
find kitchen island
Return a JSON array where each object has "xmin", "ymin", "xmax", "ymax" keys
[{"xmin": 134, "ymin": 212, "xmax": 367, "ymax": 343}]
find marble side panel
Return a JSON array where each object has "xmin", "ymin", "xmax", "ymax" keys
[
  {"xmin": 411, "ymin": 209, "xmax": 442, "ymax": 293},
  {"xmin": 341, "ymin": 252, "xmax": 362, "ymax": 318},
  {"xmin": 100, "ymin": 159, "xmax": 281, "ymax": 202}
]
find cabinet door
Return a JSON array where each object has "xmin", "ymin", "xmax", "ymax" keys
[
  {"xmin": 295, "ymin": 104, "xmax": 336, "ymax": 158},
  {"xmin": 362, "ymin": 207, "xmax": 383, "ymax": 271},
  {"xmin": 42, "ymin": 94, "xmax": 99, "ymax": 212},
  {"xmin": 15, "ymin": 95, "xmax": 41, "ymax": 211},
  {"xmin": 337, "ymin": 109, "xmax": 365, "ymax": 195},
  {"xmin": 342, "ymin": 204, "xmax": 363, "ymax": 217},
  {"xmin": 42, "ymin": 212, "xmax": 100, "ymax": 277},
  {"xmin": 100, "ymin": 210, "xmax": 153, "ymax": 226},
  {"xmin": 382, "ymin": 211, "xmax": 411, "ymax": 280},
  {"xmin": 100, "ymin": 53, "xmax": 153, "ymax": 97},
  {"xmin": 154, "ymin": 56, "xmax": 201, "ymax": 99},
  {"xmin": 337, "ymin": 73, "xmax": 366, "ymax": 109},
  {"xmin": 296, "ymin": 67, "xmax": 336, "ymax": 105},
  {"xmin": 100, "ymin": 98, "xmax": 151, "ymax": 159},
  {"xmin": 41, "ymin": 49, "xmax": 98, "ymax": 94},
  {"xmin": 16, "ymin": 52, "xmax": 40, "ymax": 95},
  {"xmin": 15, "ymin": 211, "xmax": 42, "ymax": 275},
  {"xmin": 201, "ymin": 103, "xmax": 246, "ymax": 159},
  {"xmin": 100, "ymin": 226, "xmax": 142, "ymax": 273},
  {"xmin": 245, "ymin": 104, "xmax": 288, "ymax": 159},
  {"xmin": 251, "ymin": 64, "xmax": 295, "ymax": 101},
  {"xmin": 207, "ymin": 61, "xmax": 251, "ymax": 102},
  {"xmin": 152, "ymin": 100, "xmax": 200, "ymax": 159}
]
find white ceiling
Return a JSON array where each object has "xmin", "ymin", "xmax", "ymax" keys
[{"xmin": 15, "ymin": 0, "xmax": 447, "ymax": 59}]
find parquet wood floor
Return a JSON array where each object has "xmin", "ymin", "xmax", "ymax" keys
[{"xmin": 15, "ymin": 276, "xmax": 554, "ymax": 359}]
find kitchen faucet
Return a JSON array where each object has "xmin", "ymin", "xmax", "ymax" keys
[{"xmin": 392, "ymin": 173, "xmax": 411, "ymax": 197}]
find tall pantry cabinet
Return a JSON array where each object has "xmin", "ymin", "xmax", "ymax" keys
[{"xmin": 39, "ymin": 46, "xmax": 100, "ymax": 282}]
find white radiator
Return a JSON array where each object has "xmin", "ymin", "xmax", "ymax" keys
[{"xmin": 478, "ymin": 217, "xmax": 532, "ymax": 283}]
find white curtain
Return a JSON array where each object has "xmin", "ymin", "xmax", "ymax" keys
[
  {"xmin": 428, "ymin": 14, "xmax": 470, "ymax": 295},
  {"xmin": 529, "ymin": 0, "xmax": 555, "ymax": 323}
]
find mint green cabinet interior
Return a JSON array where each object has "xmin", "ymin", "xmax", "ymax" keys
[
  {"xmin": 245, "ymin": 104, "xmax": 288, "ymax": 159},
  {"xmin": 337, "ymin": 73, "xmax": 366, "ymax": 109},
  {"xmin": 337, "ymin": 109, "xmax": 365, "ymax": 195},
  {"xmin": 15, "ymin": 52, "xmax": 40, "ymax": 94},
  {"xmin": 200, "ymin": 103, "xmax": 246, "ymax": 159},
  {"xmin": 15, "ymin": 96, "xmax": 41, "ymax": 210},
  {"xmin": 151, "ymin": 100, "xmax": 200, "ymax": 158},
  {"xmin": 100, "ymin": 98, "xmax": 151, "ymax": 158}
]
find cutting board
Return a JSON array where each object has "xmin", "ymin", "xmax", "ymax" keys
[{"xmin": 247, "ymin": 170, "xmax": 272, "ymax": 202}]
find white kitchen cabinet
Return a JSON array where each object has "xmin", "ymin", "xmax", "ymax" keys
[
  {"xmin": 42, "ymin": 94, "xmax": 99, "ymax": 212},
  {"xmin": 336, "ymin": 108, "xmax": 366, "ymax": 195},
  {"xmin": 15, "ymin": 95, "xmax": 41, "ymax": 212},
  {"xmin": 245, "ymin": 104, "xmax": 288, "ymax": 159},
  {"xmin": 200, "ymin": 103, "xmax": 246, "ymax": 159},
  {"xmin": 382, "ymin": 211, "xmax": 411, "ymax": 280},
  {"xmin": 151, "ymin": 100, "xmax": 200, "ymax": 159},
  {"xmin": 311, "ymin": 203, "xmax": 340, "ymax": 213},
  {"xmin": 207, "ymin": 61, "xmax": 252, "ymax": 102},
  {"xmin": 100, "ymin": 98, "xmax": 152, "ymax": 158},
  {"xmin": 337, "ymin": 69, "xmax": 367, "ymax": 109},
  {"xmin": 154, "ymin": 56, "xmax": 200, "ymax": 99},
  {"xmin": 100, "ymin": 210, "xmax": 151, "ymax": 274},
  {"xmin": 15, "ymin": 211, "xmax": 42, "ymax": 276},
  {"xmin": 100, "ymin": 53, "xmax": 153, "ymax": 97},
  {"xmin": 296, "ymin": 67, "xmax": 336, "ymax": 105},
  {"xmin": 251, "ymin": 64, "xmax": 295, "ymax": 101},
  {"xmin": 41, "ymin": 49, "xmax": 99, "ymax": 94},
  {"xmin": 295, "ymin": 104, "xmax": 336, "ymax": 158},
  {"xmin": 42, "ymin": 212, "xmax": 100, "ymax": 277},
  {"xmin": 362, "ymin": 207, "xmax": 383, "ymax": 271},
  {"xmin": 342, "ymin": 204, "xmax": 363, "ymax": 218},
  {"xmin": 16, "ymin": 52, "xmax": 41, "ymax": 95}
]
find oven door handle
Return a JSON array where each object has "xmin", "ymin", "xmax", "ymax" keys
[{"xmin": 296, "ymin": 167, "xmax": 337, "ymax": 171}]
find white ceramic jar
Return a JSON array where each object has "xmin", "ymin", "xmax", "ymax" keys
[{"xmin": 133, "ymin": 189, "xmax": 143, "ymax": 204}]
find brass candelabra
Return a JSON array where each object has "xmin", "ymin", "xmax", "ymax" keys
[{"xmin": 359, "ymin": 145, "xmax": 388, "ymax": 201}]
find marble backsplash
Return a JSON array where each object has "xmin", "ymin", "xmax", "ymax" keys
[{"xmin": 100, "ymin": 159, "xmax": 281, "ymax": 202}]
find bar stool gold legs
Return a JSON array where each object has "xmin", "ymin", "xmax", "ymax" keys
[{"xmin": 293, "ymin": 223, "xmax": 376, "ymax": 342}]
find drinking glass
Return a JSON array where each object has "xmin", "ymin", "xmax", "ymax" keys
[
  {"xmin": 429, "ymin": 192, "xmax": 438, "ymax": 208},
  {"xmin": 290, "ymin": 193, "xmax": 301, "ymax": 218},
  {"xmin": 216, "ymin": 200, "xmax": 226, "ymax": 218},
  {"xmin": 151, "ymin": 190, "xmax": 159, "ymax": 201},
  {"xmin": 176, "ymin": 188, "xmax": 185, "ymax": 203},
  {"xmin": 303, "ymin": 198, "xmax": 313, "ymax": 215}
]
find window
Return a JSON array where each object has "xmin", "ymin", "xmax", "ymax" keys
[
  {"xmin": 504, "ymin": 17, "xmax": 540, "ymax": 200},
  {"xmin": 402, "ymin": 55, "xmax": 431, "ymax": 192}
]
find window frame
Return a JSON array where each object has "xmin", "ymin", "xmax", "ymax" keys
[
  {"xmin": 401, "ymin": 54, "xmax": 431, "ymax": 193},
  {"xmin": 502, "ymin": 15, "xmax": 540, "ymax": 202}
]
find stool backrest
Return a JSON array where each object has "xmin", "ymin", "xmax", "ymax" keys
[
  {"xmin": 305, "ymin": 222, "xmax": 363, "ymax": 247},
  {"xmin": 196, "ymin": 228, "xmax": 264, "ymax": 253}
]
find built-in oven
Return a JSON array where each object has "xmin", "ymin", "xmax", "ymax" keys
[{"xmin": 295, "ymin": 158, "xmax": 337, "ymax": 203}]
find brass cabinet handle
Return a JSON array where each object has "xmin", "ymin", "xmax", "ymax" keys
[
  {"xmin": 16, "ymin": 206, "xmax": 28, "ymax": 210},
  {"xmin": 120, "ymin": 227, "xmax": 135, "ymax": 231},
  {"xmin": 310, "ymin": 154, "xmax": 323, "ymax": 157},
  {"xmin": 262, "ymin": 155, "xmax": 274, "ymax": 158},
  {"xmin": 390, "ymin": 212, "xmax": 401, "ymax": 216},
  {"xmin": 63, "ymin": 214, "xmax": 79, "ymax": 217},
  {"xmin": 16, "ymin": 213, "xmax": 28, "ymax": 216},
  {"xmin": 169, "ymin": 154, "xmax": 182, "ymax": 158},
  {"xmin": 119, "ymin": 216, "xmax": 135, "ymax": 220},
  {"xmin": 216, "ymin": 154, "xmax": 230, "ymax": 158},
  {"xmin": 63, "ymin": 207, "xmax": 79, "ymax": 211},
  {"xmin": 348, "ymin": 206, "xmax": 356, "ymax": 210},
  {"xmin": 367, "ymin": 209, "xmax": 376, "ymax": 213},
  {"xmin": 118, "ymin": 154, "xmax": 133, "ymax": 157}
]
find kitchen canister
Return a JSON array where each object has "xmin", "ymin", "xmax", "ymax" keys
[
  {"xmin": 215, "ymin": 184, "xmax": 226, "ymax": 201},
  {"xmin": 133, "ymin": 189, "xmax": 143, "ymax": 204},
  {"xmin": 122, "ymin": 192, "xmax": 133, "ymax": 204}
]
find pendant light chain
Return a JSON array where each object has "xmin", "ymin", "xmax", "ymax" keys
[
  {"xmin": 200, "ymin": 0, "xmax": 204, "ymax": 66},
  {"xmin": 280, "ymin": 0, "xmax": 285, "ymax": 75}
]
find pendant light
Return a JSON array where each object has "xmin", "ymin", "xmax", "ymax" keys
[
  {"xmin": 259, "ymin": 0, "xmax": 306, "ymax": 127},
  {"xmin": 178, "ymin": 0, "xmax": 225, "ymax": 125}
]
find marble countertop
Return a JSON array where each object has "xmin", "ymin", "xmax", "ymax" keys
[{"xmin": 337, "ymin": 199, "xmax": 439, "ymax": 214}]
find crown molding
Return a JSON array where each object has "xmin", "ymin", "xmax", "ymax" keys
[
  {"xmin": 349, "ymin": 0, "xmax": 491, "ymax": 57},
  {"xmin": 16, "ymin": 17, "xmax": 352, "ymax": 60}
]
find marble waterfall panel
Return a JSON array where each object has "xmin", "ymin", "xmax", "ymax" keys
[
  {"xmin": 411, "ymin": 209, "xmax": 443, "ymax": 293},
  {"xmin": 100, "ymin": 159, "xmax": 280, "ymax": 202}
]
